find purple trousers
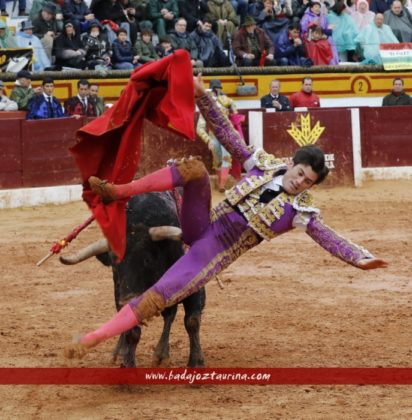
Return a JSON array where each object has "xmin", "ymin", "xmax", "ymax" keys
[{"xmin": 128, "ymin": 170, "xmax": 261, "ymax": 322}]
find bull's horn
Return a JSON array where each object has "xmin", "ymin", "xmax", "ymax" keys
[
  {"xmin": 59, "ymin": 238, "xmax": 109, "ymax": 265},
  {"xmin": 149, "ymin": 226, "xmax": 182, "ymax": 242}
]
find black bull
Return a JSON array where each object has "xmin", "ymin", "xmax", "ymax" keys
[{"xmin": 61, "ymin": 192, "xmax": 205, "ymax": 367}]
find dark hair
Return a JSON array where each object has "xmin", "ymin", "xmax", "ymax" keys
[
  {"xmin": 77, "ymin": 78, "xmax": 90, "ymax": 88},
  {"xmin": 293, "ymin": 145, "xmax": 329, "ymax": 184},
  {"xmin": 302, "ymin": 76, "xmax": 313, "ymax": 84},
  {"xmin": 141, "ymin": 28, "xmax": 152, "ymax": 36},
  {"xmin": 117, "ymin": 27, "xmax": 128, "ymax": 35},
  {"xmin": 393, "ymin": 77, "xmax": 404, "ymax": 85},
  {"xmin": 288, "ymin": 22, "xmax": 301, "ymax": 32},
  {"xmin": 42, "ymin": 76, "xmax": 54, "ymax": 85},
  {"xmin": 331, "ymin": 0, "xmax": 346, "ymax": 15}
]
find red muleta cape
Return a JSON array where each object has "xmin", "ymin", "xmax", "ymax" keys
[{"xmin": 70, "ymin": 50, "xmax": 195, "ymax": 261}]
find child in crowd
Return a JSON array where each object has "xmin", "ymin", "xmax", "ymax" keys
[
  {"xmin": 304, "ymin": 24, "xmax": 334, "ymax": 65},
  {"xmin": 111, "ymin": 28, "xmax": 139, "ymax": 70}
]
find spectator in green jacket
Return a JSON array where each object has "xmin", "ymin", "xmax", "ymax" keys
[
  {"xmin": 10, "ymin": 70, "xmax": 42, "ymax": 111},
  {"xmin": 134, "ymin": 28, "xmax": 159, "ymax": 63},
  {"xmin": 0, "ymin": 20, "xmax": 18, "ymax": 48},
  {"xmin": 147, "ymin": 0, "xmax": 179, "ymax": 37}
]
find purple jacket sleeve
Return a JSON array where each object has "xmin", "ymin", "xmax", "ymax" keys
[
  {"xmin": 196, "ymin": 92, "xmax": 252, "ymax": 165},
  {"xmin": 306, "ymin": 216, "xmax": 374, "ymax": 267}
]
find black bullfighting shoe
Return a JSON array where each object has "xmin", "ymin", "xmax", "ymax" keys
[{"xmin": 88, "ymin": 176, "xmax": 117, "ymax": 203}]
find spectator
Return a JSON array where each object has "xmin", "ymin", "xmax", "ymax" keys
[
  {"xmin": 304, "ymin": 24, "xmax": 334, "ymax": 65},
  {"xmin": 54, "ymin": 21, "xmax": 87, "ymax": 69},
  {"xmin": 26, "ymin": 77, "xmax": 65, "ymax": 119},
  {"xmin": 190, "ymin": 17, "xmax": 231, "ymax": 67},
  {"xmin": 10, "ymin": 70, "xmax": 42, "ymax": 111},
  {"xmin": 156, "ymin": 35, "xmax": 174, "ymax": 57},
  {"xmin": 89, "ymin": 83, "xmax": 106, "ymax": 116},
  {"xmin": 112, "ymin": 27, "xmax": 139, "ymax": 69},
  {"xmin": 275, "ymin": 22, "xmax": 308, "ymax": 66},
  {"xmin": 0, "ymin": 81, "xmax": 18, "ymax": 111},
  {"xmin": 292, "ymin": 0, "xmax": 311, "ymax": 20},
  {"xmin": 232, "ymin": 15, "xmax": 276, "ymax": 66},
  {"xmin": 328, "ymin": 0, "xmax": 359, "ymax": 61},
  {"xmin": 111, "ymin": 0, "xmax": 139, "ymax": 45},
  {"xmin": 260, "ymin": 79, "xmax": 292, "ymax": 111},
  {"xmin": 206, "ymin": 0, "xmax": 239, "ymax": 48},
  {"xmin": 300, "ymin": 0, "xmax": 339, "ymax": 64},
  {"xmin": 90, "ymin": 0, "xmax": 137, "ymax": 44},
  {"xmin": 351, "ymin": 0, "xmax": 375, "ymax": 31},
  {"xmin": 355, "ymin": 13, "xmax": 398, "ymax": 64},
  {"xmin": 250, "ymin": 0, "xmax": 292, "ymax": 46},
  {"xmin": 169, "ymin": 17, "xmax": 203, "ymax": 67},
  {"xmin": 0, "ymin": 19, "xmax": 18, "ymax": 48},
  {"xmin": 148, "ymin": 0, "xmax": 179, "ymax": 38},
  {"xmin": 33, "ymin": 2, "xmax": 60, "ymax": 61},
  {"xmin": 82, "ymin": 22, "xmax": 112, "ymax": 69},
  {"xmin": 230, "ymin": 0, "xmax": 249, "ymax": 24},
  {"xmin": 1, "ymin": 0, "xmax": 28, "ymax": 16},
  {"xmin": 64, "ymin": 79, "xmax": 97, "ymax": 118},
  {"xmin": 130, "ymin": 0, "xmax": 153, "ymax": 32},
  {"xmin": 382, "ymin": 77, "xmax": 412, "ymax": 106},
  {"xmin": 384, "ymin": 0, "xmax": 412, "ymax": 41},
  {"xmin": 16, "ymin": 20, "xmax": 51, "ymax": 72},
  {"xmin": 178, "ymin": 0, "xmax": 208, "ymax": 32},
  {"xmin": 196, "ymin": 79, "xmax": 238, "ymax": 192},
  {"xmin": 62, "ymin": 0, "xmax": 96, "ymax": 33},
  {"xmin": 134, "ymin": 28, "xmax": 159, "ymax": 63},
  {"xmin": 370, "ymin": 0, "xmax": 393, "ymax": 14},
  {"xmin": 30, "ymin": 0, "xmax": 64, "ymax": 32},
  {"xmin": 289, "ymin": 76, "xmax": 320, "ymax": 108}
]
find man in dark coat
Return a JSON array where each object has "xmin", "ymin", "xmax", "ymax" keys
[
  {"xmin": 27, "ymin": 77, "xmax": 65, "ymax": 119},
  {"xmin": 232, "ymin": 15, "xmax": 276, "ymax": 66},
  {"xmin": 64, "ymin": 78, "xmax": 97, "ymax": 117},
  {"xmin": 382, "ymin": 77, "xmax": 412, "ymax": 106},
  {"xmin": 260, "ymin": 79, "xmax": 292, "ymax": 111}
]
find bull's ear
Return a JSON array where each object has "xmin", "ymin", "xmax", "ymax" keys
[{"xmin": 149, "ymin": 226, "xmax": 182, "ymax": 241}]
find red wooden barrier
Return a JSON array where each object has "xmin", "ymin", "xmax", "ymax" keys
[
  {"xmin": 0, "ymin": 120, "xmax": 22, "ymax": 188},
  {"xmin": 359, "ymin": 106, "xmax": 412, "ymax": 168}
]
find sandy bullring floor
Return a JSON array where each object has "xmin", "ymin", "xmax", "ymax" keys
[{"xmin": 0, "ymin": 180, "xmax": 411, "ymax": 419}]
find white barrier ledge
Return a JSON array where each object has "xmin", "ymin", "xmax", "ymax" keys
[
  {"xmin": 361, "ymin": 167, "xmax": 412, "ymax": 181},
  {"xmin": 0, "ymin": 185, "xmax": 83, "ymax": 209}
]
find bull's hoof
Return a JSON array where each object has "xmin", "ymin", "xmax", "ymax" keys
[
  {"xmin": 152, "ymin": 354, "xmax": 171, "ymax": 367},
  {"xmin": 88, "ymin": 176, "xmax": 117, "ymax": 203},
  {"xmin": 64, "ymin": 343, "xmax": 88, "ymax": 359}
]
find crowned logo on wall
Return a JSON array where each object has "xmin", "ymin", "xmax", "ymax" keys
[{"xmin": 286, "ymin": 114, "xmax": 335, "ymax": 170}]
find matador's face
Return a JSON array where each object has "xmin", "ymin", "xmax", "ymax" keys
[{"xmin": 282, "ymin": 163, "xmax": 318, "ymax": 195}]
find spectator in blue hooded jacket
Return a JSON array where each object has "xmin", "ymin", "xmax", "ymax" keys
[{"xmin": 275, "ymin": 22, "xmax": 308, "ymax": 66}]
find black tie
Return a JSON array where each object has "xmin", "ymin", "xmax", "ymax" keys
[
  {"xmin": 81, "ymin": 99, "xmax": 87, "ymax": 113},
  {"xmin": 47, "ymin": 97, "xmax": 54, "ymax": 118},
  {"xmin": 259, "ymin": 187, "xmax": 284, "ymax": 204}
]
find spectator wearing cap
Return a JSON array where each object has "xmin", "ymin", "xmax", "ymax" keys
[
  {"xmin": 10, "ymin": 70, "xmax": 43, "ymax": 111},
  {"xmin": 232, "ymin": 15, "xmax": 276, "ymax": 66},
  {"xmin": 112, "ymin": 27, "xmax": 139, "ymax": 70},
  {"xmin": 1, "ymin": 0, "xmax": 28, "ymax": 17},
  {"xmin": 82, "ymin": 22, "xmax": 111, "ymax": 69},
  {"xmin": 156, "ymin": 35, "xmax": 174, "ymax": 58},
  {"xmin": 0, "ymin": 81, "xmax": 18, "ymax": 112},
  {"xmin": 62, "ymin": 0, "xmax": 96, "ymax": 34},
  {"xmin": 33, "ymin": 2, "xmax": 61, "ymax": 60},
  {"xmin": 169, "ymin": 17, "xmax": 203, "ymax": 67},
  {"xmin": 27, "ymin": 77, "xmax": 65, "ymax": 119},
  {"xmin": 133, "ymin": 29, "xmax": 159, "ymax": 64},
  {"xmin": 30, "ymin": 0, "xmax": 64, "ymax": 31},
  {"xmin": 64, "ymin": 78, "xmax": 97, "ymax": 118},
  {"xmin": 0, "ymin": 19, "xmax": 18, "ymax": 48},
  {"xmin": 54, "ymin": 21, "xmax": 87, "ymax": 69},
  {"xmin": 16, "ymin": 20, "xmax": 51, "ymax": 72}
]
